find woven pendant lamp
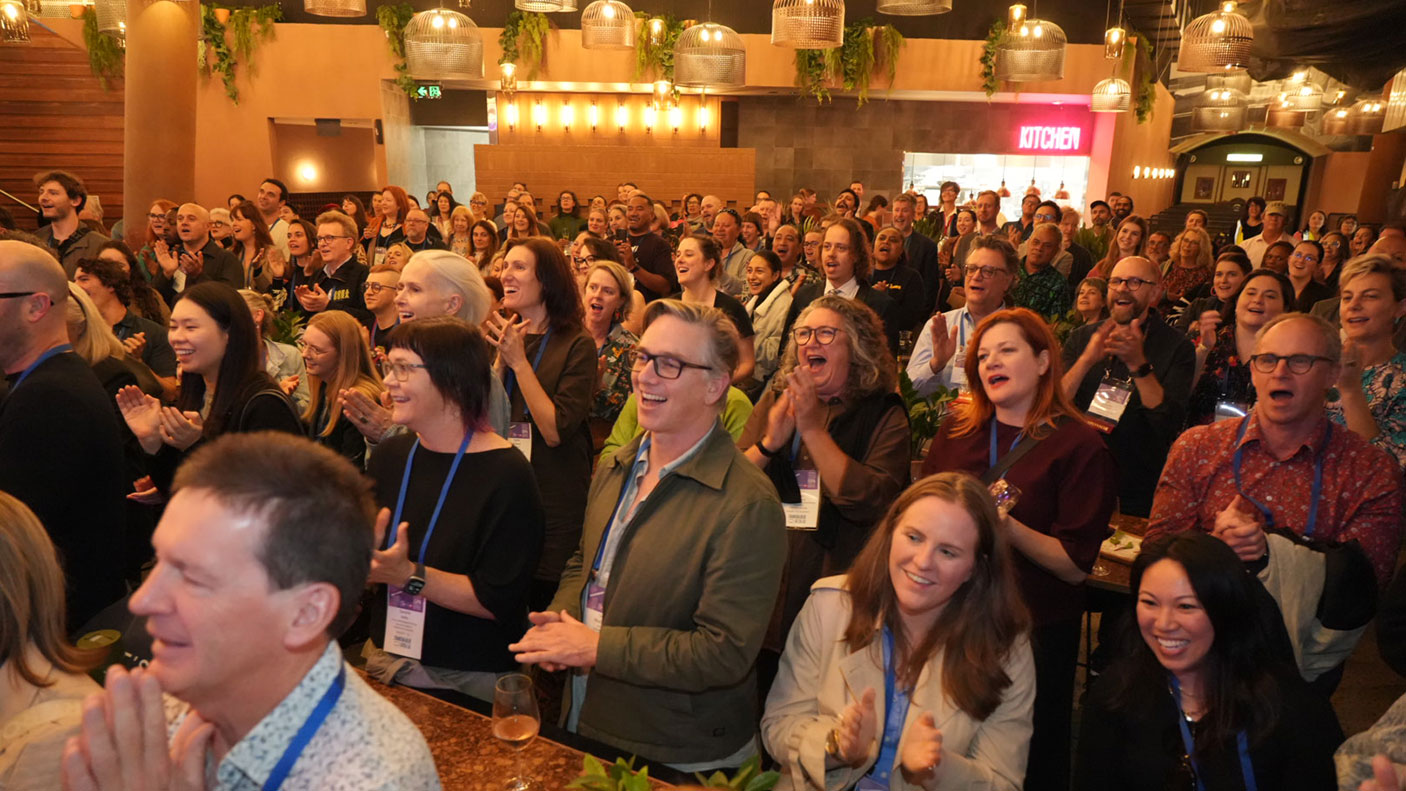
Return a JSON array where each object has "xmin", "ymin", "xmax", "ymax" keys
[
  {"xmin": 1190, "ymin": 88, "xmax": 1247, "ymax": 131},
  {"xmin": 305, "ymin": 0, "xmax": 364, "ymax": 19},
  {"xmin": 1091, "ymin": 77, "xmax": 1131, "ymax": 112},
  {"xmin": 1178, "ymin": 1, "xmax": 1252, "ymax": 73},
  {"xmin": 404, "ymin": 8, "xmax": 484, "ymax": 80},
  {"xmin": 1350, "ymin": 99, "xmax": 1385, "ymax": 135},
  {"xmin": 1320, "ymin": 106, "xmax": 1352, "ymax": 135},
  {"xmin": 876, "ymin": 0, "xmax": 952, "ymax": 16},
  {"xmin": 771, "ymin": 0, "xmax": 843, "ymax": 49},
  {"xmin": 675, "ymin": 22, "xmax": 745, "ymax": 89},
  {"xmin": 994, "ymin": 18, "xmax": 1066, "ymax": 82},
  {"xmin": 1286, "ymin": 80, "xmax": 1323, "ymax": 111},
  {"xmin": 92, "ymin": 0, "xmax": 122, "ymax": 35},
  {"xmin": 1266, "ymin": 101, "xmax": 1306, "ymax": 128},
  {"xmin": 1, "ymin": 0, "xmax": 29, "ymax": 42},
  {"xmin": 23, "ymin": 0, "xmax": 75, "ymax": 18},
  {"xmin": 581, "ymin": 0, "xmax": 633, "ymax": 49},
  {"xmin": 516, "ymin": 0, "xmax": 575, "ymax": 11}
]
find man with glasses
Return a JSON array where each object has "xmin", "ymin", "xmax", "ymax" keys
[
  {"xmin": 1002, "ymin": 193, "xmax": 1042, "ymax": 243},
  {"xmin": 907, "ymin": 235, "xmax": 1015, "ymax": 397},
  {"xmin": 402, "ymin": 208, "xmax": 446, "ymax": 252},
  {"xmin": 512, "ymin": 299, "xmax": 785, "ymax": 772},
  {"xmin": 152, "ymin": 203, "xmax": 243, "ymax": 304},
  {"xmin": 1062, "ymin": 256, "xmax": 1195, "ymax": 516},
  {"xmin": 892, "ymin": 193, "xmax": 940, "ymax": 313},
  {"xmin": 1010, "ymin": 223, "xmax": 1072, "ymax": 322},
  {"xmin": 1147, "ymin": 313, "xmax": 1403, "ymax": 692},
  {"xmin": 294, "ymin": 211, "xmax": 369, "ymax": 322},
  {"xmin": 363, "ymin": 263, "xmax": 401, "ymax": 353}
]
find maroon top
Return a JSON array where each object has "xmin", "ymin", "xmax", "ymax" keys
[{"xmin": 921, "ymin": 414, "xmax": 1119, "ymax": 625}]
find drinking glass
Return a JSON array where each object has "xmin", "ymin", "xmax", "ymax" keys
[
  {"xmin": 492, "ymin": 673, "xmax": 540, "ymax": 791},
  {"xmin": 988, "ymin": 478, "xmax": 1021, "ymax": 519}
]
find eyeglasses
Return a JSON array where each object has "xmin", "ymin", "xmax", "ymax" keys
[
  {"xmin": 364, "ymin": 282, "xmax": 391, "ymax": 295},
  {"xmin": 572, "ymin": 255, "xmax": 598, "ymax": 270},
  {"xmin": 297, "ymin": 340, "xmax": 331, "ymax": 356},
  {"xmin": 627, "ymin": 349, "xmax": 712, "ymax": 379},
  {"xmin": 1323, "ymin": 241, "xmax": 1342, "ymax": 249},
  {"xmin": 316, "ymin": 235, "xmax": 350, "ymax": 244},
  {"xmin": 1290, "ymin": 251, "xmax": 1319, "ymax": 264},
  {"xmin": 0, "ymin": 291, "xmax": 37, "ymax": 299},
  {"xmin": 1109, "ymin": 276, "xmax": 1153, "ymax": 291},
  {"xmin": 964, "ymin": 264, "xmax": 1006, "ymax": 279},
  {"xmin": 147, "ymin": 213, "xmax": 165, "ymax": 220},
  {"xmin": 1249, "ymin": 353, "xmax": 1334, "ymax": 374},
  {"xmin": 385, "ymin": 361, "xmax": 428, "ymax": 381},
  {"xmin": 793, "ymin": 326, "xmax": 841, "ymax": 345}
]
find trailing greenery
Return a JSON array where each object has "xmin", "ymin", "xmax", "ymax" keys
[
  {"xmin": 1129, "ymin": 33, "xmax": 1156, "ymax": 123},
  {"xmin": 198, "ymin": 5, "xmax": 236, "ymax": 101},
  {"xmin": 82, "ymin": 6, "xmax": 124, "ymax": 90},
  {"xmin": 376, "ymin": 2, "xmax": 418, "ymax": 98},
  {"xmin": 794, "ymin": 20, "xmax": 904, "ymax": 107},
  {"xmin": 901, "ymin": 372, "xmax": 958, "ymax": 457},
  {"xmin": 631, "ymin": 12, "xmax": 684, "ymax": 83},
  {"xmin": 979, "ymin": 19, "xmax": 1005, "ymax": 98},
  {"xmin": 568, "ymin": 754, "xmax": 777, "ymax": 791},
  {"xmin": 197, "ymin": 3, "xmax": 281, "ymax": 104},
  {"xmin": 499, "ymin": 10, "xmax": 548, "ymax": 79}
]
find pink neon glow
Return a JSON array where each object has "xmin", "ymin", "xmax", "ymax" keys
[{"xmin": 1017, "ymin": 125, "xmax": 1083, "ymax": 152}]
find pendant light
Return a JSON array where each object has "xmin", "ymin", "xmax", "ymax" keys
[
  {"xmin": 581, "ymin": 0, "xmax": 634, "ymax": 49},
  {"xmin": 771, "ymin": 0, "xmax": 843, "ymax": 49},
  {"xmin": 1, "ymin": 0, "xmax": 29, "ymax": 42},
  {"xmin": 995, "ymin": 17, "xmax": 1066, "ymax": 82},
  {"xmin": 23, "ymin": 0, "xmax": 76, "ymax": 18},
  {"xmin": 876, "ymin": 0, "xmax": 952, "ymax": 15},
  {"xmin": 305, "ymin": 0, "xmax": 364, "ymax": 18},
  {"xmin": 515, "ymin": 0, "xmax": 575, "ymax": 11},
  {"xmin": 1350, "ymin": 99, "xmax": 1385, "ymax": 135},
  {"xmin": 1320, "ymin": 106, "xmax": 1352, "ymax": 135},
  {"xmin": 92, "ymin": 0, "xmax": 122, "ymax": 35},
  {"xmin": 1177, "ymin": 1, "xmax": 1252, "ymax": 73},
  {"xmin": 675, "ymin": 21, "xmax": 745, "ymax": 89},
  {"xmin": 1191, "ymin": 88, "xmax": 1248, "ymax": 131},
  {"xmin": 1266, "ymin": 101, "xmax": 1306, "ymax": 129},
  {"xmin": 1091, "ymin": 77, "xmax": 1131, "ymax": 112},
  {"xmin": 1006, "ymin": 3, "xmax": 1025, "ymax": 27},
  {"xmin": 403, "ymin": 7, "xmax": 484, "ymax": 80}
]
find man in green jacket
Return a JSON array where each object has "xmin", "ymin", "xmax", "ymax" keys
[{"xmin": 512, "ymin": 299, "xmax": 786, "ymax": 771}]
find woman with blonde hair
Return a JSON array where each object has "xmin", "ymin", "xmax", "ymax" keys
[
  {"xmin": 65, "ymin": 281, "xmax": 162, "ymax": 398},
  {"xmin": 384, "ymin": 241, "xmax": 415, "ymax": 272},
  {"xmin": 446, "ymin": 204, "xmax": 476, "ymax": 257},
  {"xmin": 0, "ymin": 493, "xmax": 103, "ymax": 791},
  {"xmin": 299, "ymin": 310, "xmax": 382, "ymax": 466},
  {"xmin": 467, "ymin": 191, "xmax": 491, "ymax": 224},
  {"xmin": 582, "ymin": 255, "xmax": 639, "ymax": 432},
  {"xmin": 762, "ymin": 473, "xmax": 1034, "ymax": 791},
  {"xmin": 1162, "ymin": 226, "xmax": 1215, "ymax": 305},
  {"xmin": 239, "ymin": 288, "xmax": 311, "ymax": 411}
]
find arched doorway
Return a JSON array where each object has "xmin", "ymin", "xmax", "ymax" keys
[{"xmin": 1173, "ymin": 132, "xmax": 1321, "ymax": 223}]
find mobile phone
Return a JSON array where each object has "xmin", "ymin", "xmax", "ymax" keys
[{"xmin": 613, "ymin": 229, "xmax": 629, "ymax": 243}]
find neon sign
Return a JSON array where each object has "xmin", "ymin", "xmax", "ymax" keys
[{"xmin": 1017, "ymin": 125, "xmax": 1082, "ymax": 152}]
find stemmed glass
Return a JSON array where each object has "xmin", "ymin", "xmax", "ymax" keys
[
  {"xmin": 492, "ymin": 673, "xmax": 541, "ymax": 791},
  {"xmin": 988, "ymin": 478, "xmax": 1022, "ymax": 519}
]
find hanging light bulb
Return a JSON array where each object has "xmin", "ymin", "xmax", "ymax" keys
[
  {"xmin": 1104, "ymin": 26, "xmax": 1124, "ymax": 59},
  {"xmin": 997, "ymin": 179, "xmax": 1011, "ymax": 198},
  {"xmin": 500, "ymin": 62, "xmax": 517, "ymax": 94},
  {"xmin": 1054, "ymin": 181, "xmax": 1069, "ymax": 200},
  {"xmin": 653, "ymin": 79, "xmax": 672, "ymax": 107},
  {"xmin": 0, "ymin": 0, "xmax": 30, "ymax": 42},
  {"xmin": 1007, "ymin": 3, "xmax": 1026, "ymax": 27},
  {"xmin": 648, "ymin": 16, "xmax": 664, "ymax": 45}
]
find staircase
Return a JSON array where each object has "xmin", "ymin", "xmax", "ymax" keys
[
  {"xmin": 1148, "ymin": 200, "xmax": 1244, "ymax": 246},
  {"xmin": 0, "ymin": 25, "xmax": 124, "ymax": 231}
]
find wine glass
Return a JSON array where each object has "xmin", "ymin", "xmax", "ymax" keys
[
  {"xmin": 988, "ymin": 478, "xmax": 1021, "ymax": 519},
  {"xmin": 492, "ymin": 673, "xmax": 540, "ymax": 791}
]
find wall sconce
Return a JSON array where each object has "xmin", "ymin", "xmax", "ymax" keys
[
  {"xmin": 643, "ymin": 105, "xmax": 657, "ymax": 133},
  {"xmin": 532, "ymin": 100, "xmax": 546, "ymax": 132},
  {"xmin": 615, "ymin": 101, "xmax": 628, "ymax": 132},
  {"xmin": 588, "ymin": 100, "xmax": 599, "ymax": 132},
  {"xmin": 500, "ymin": 62, "xmax": 517, "ymax": 95},
  {"xmin": 1132, "ymin": 166, "xmax": 1141, "ymax": 179},
  {"xmin": 698, "ymin": 104, "xmax": 711, "ymax": 133},
  {"xmin": 561, "ymin": 101, "xmax": 574, "ymax": 132},
  {"xmin": 504, "ymin": 101, "xmax": 519, "ymax": 131},
  {"xmin": 669, "ymin": 103, "xmax": 682, "ymax": 133}
]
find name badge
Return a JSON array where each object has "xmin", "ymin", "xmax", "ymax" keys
[
  {"xmin": 783, "ymin": 470, "xmax": 821, "ymax": 530},
  {"xmin": 1214, "ymin": 400, "xmax": 1250, "ymax": 422},
  {"xmin": 584, "ymin": 581, "xmax": 606, "ymax": 631},
  {"xmin": 509, "ymin": 422, "xmax": 533, "ymax": 460},
  {"xmin": 950, "ymin": 349, "xmax": 968, "ymax": 387},
  {"xmin": 384, "ymin": 585, "xmax": 426, "ymax": 660},
  {"xmin": 1087, "ymin": 374, "xmax": 1134, "ymax": 433}
]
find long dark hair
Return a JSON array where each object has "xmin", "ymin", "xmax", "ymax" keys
[
  {"xmin": 230, "ymin": 201, "xmax": 275, "ymax": 262},
  {"xmin": 504, "ymin": 237, "xmax": 584, "ymax": 332},
  {"xmin": 173, "ymin": 282, "xmax": 274, "ymax": 437},
  {"xmin": 96, "ymin": 240, "xmax": 166, "ymax": 322},
  {"xmin": 340, "ymin": 194, "xmax": 370, "ymax": 231},
  {"xmin": 1105, "ymin": 532, "xmax": 1288, "ymax": 750},
  {"xmin": 386, "ymin": 317, "xmax": 491, "ymax": 429}
]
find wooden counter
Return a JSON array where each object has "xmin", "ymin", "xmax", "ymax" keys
[{"xmin": 1086, "ymin": 514, "xmax": 1149, "ymax": 595}]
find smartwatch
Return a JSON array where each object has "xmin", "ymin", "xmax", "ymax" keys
[
  {"xmin": 1132, "ymin": 361, "xmax": 1154, "ymax": 379},
  {"xmin": 404, "ymin": 562, "xmax": 427, "ymax": 596}
]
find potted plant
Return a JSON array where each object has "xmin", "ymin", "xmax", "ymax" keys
[
  {"xmin": 901, "ymin": 372, "xmax": 957, "ymax": 479},
  {"xmin": 569, "ymin": 755, "xmax": 778, "ymax": 791}
]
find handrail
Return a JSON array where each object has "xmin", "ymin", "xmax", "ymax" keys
[{"xmin": 0, "ymin": 188, "xmax": 37, "ymax": 213}]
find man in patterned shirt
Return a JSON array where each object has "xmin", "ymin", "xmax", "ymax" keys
[
  {"xmin": 1010, "ymin": 223, "xmax": 1072, "ymax": 321},
  {"xmin": 1147, "ymin": 313, "xmax": 1404, "ymax": 692},
  {"xmin": 62, "ymin": 433, "xmax": 440, "ymax": 791}
]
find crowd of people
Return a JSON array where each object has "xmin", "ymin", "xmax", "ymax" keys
[{"xmin": 1, "ymin": 167, "xmax": 1405, "ymax": 791}]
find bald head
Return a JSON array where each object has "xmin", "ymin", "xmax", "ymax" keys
[
  {"xmin": 0, "ymin": 240, "xmax": 71, "ymax": 371},
  {"xmin": 1107, "ymin": 255, "xmax": 1163, "ymax": 324},
  {"xmin": 1369, "ymin": 233, "xmax": 1406, "ymax": 268},
  {"xmin": 700, "ymin": 195, "xmax": 723, "ymax": 223},
  {"xmin": 176, "ymin": 203, "xmax": 211, "ymax": 245}
]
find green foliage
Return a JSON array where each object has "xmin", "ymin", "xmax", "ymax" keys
[
  {"xmin": 568, "ymin": 755, "xmax": 652, "ymax": 791},
  {"xmin": 227, "ymin": 5, "xmax": 280, "ymax": 63},
  {"xmin": 901, "ymin": 372, "xmax": 957, "ymax": 457},
  {"xmin": 499, "ymin": 10, "xmax": 549, "ymax": 79},
  {"xmin": 979, "ymin": 19, "xmax": 1005, "ymax": 98},
  {"xmin": 631, "ymin": 13, "xmax": 683, "ymax": 83},
  {"xmin": 1125, "ymin": 33, "xmax": 1157, "ymax": 124},
  {"xmin": 912, "ymin": 214, "xmax": 942, "ymax": 243},
  {"xmin": 694, "ymin": 755, "xmax": 780, "ymax": 791},
  {"xmin": 376, "ymin": 3, "xmax": 418, "ymax": 99},
  {"xmin": 794, "ymin": 21, "xmax": 903, "ymax": 107},
  {"xmin": 270, "ymin": 309, "xmax": 306, "ymax": 347},
  {"xmin": 82, "ymin": 6, "xmax": 124, "ymax": 90},
  {"xmin": 198, "ymin": 3, "xmax": 281, "ymax": 104}
]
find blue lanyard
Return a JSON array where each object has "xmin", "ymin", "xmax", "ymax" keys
[
  {"xmin": 263, "ymin": 666, "xmax": 346, "ymax": 791},
  {"xmin": 1169, "ymin": 675, "xmax": 1256, "ymax": 791},
  {"xmin": 863, "ymin": 627, "xmax": 911, "ymax": 787},
  {"xmin": 388, "ymin": 432, "xmax": 473, "ymax": 563},
  {"xmin": 504, "ymin": 328, "xmax": 552, "ymax": 405},
  {"xmin": 988, "ymin": 416, "xmax": 1024, "ymax": 471},
  {"xmin": 1231, "ymin": 415, "xmax": 1330, "ymax": 538},
  {"xmin": 592, "ymin": 437, "xmax": 652, "ymax": 576},
  {"xmin": 11, "ymin": 344, "xmax": 72, "ymax": 390}
]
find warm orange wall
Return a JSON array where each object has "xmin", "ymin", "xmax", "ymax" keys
[
  {"xmin": 1305, "ymin": 152, "xmax": 1372, "ymax": 217},
  {"xmin": 270, "ymin": 123, "xmax": 379, "ymax": 194},
  {"xmin": 1105, "ymin": 83, "xmax": 1177, "ymax": 217}
]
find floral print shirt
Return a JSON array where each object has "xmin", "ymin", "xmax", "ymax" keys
[
  {"xmin": 1187, "ymin": 325, "xmax": 1255, "ymax": 426},
  {"xmin": 1328, "ymin": 353, "xmax": 1406, "ymax": 470},
  {"xmin": 591, "ymin": 322, "xmax": 637, "ymax": 424},
  {"xmin": 1163, "ymin": 264, "xmax": 1211, "ymax": 305}
]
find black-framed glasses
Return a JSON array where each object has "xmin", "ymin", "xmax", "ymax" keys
[
  {"xmin": 364, "ymin": 282, "xmax": 391, "ymax": 295},
  {"xmin": 627, "ymin": 349, "xmax": 712, "ymax": 379},
  {"xmin": 0, "ymin": 291, "xmax": 37, "ymax": 299},
  {"xmin": 1249, "ymin": 353, "xmax": 1334, "ymax": 374},
  {"xmin": 572, "ymin": 255, "xmax": 598, "ymax": 270},
  {"xmin": 385, "ymin": 361, "xmax": 428, "ymax": 381},
  {"xmin": 1109, "ymin": 276, "xmax": 1153, "ymax": 291},
  {"xmin": 964, "ymin": 264, "xmax": 1006, "ymax": 279},
  {"xmin": 793, "ymin": 326, "xmax": 841, "ymax": 345},
  {"xmin": 316, "ymin": 235, "xmax": 350, "ymax": 244}
]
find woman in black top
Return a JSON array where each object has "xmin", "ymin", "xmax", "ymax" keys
[
  {"xmin": 299, "ymin": 310, "xmax": 382, "ymax": 467},
  {"xmin": 116, "ymin": 282, "xmax": 301, "ymax": 493},
  {"xmin": 1075, "ymin": 532, "xmax": 1340, "ymax": 790},
  {"xmin": 672, "ymin": 234, "xmax": 757, "ymax": 383},
  {"xmin": 365, "ymin": 318, "xmax": 545, "ymax": 700}
]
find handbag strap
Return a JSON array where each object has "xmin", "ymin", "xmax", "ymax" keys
[{"xmin": 980, "ymin": 427, "xmax": 1049, "ymax": 485}]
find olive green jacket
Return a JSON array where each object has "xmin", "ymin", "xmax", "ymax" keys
[{"xmin": 549, "ymin": 421, "xmax": 787, "ymax": 765}]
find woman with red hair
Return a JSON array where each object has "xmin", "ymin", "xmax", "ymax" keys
[
  {"xmin": 135, "ymin": 198, "xmax": 178, "ymax": 281},
  {"xmin": 363, "ymin": 185, "xmax": 410, "ymax": 267},
  {"xmin": 920, "ymin": 307, "xmax": 1117, "ymax": 791}
]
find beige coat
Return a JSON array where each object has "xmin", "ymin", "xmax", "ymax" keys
[{"xmin": 762, "ymin": 576, "xmax": 1035, "ymax": 791}]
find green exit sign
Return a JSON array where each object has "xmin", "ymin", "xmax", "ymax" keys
[{"xmin": 416, "ymin": 85, "xmax": 443, "ymax": 100}]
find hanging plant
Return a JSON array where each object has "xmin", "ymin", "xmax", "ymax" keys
[
  {"xmin": 1122, "ymin": 32, "xmax": 1157, "ymax": 123},
  {"xmin": 631, "ymin": 12, "xmax": 684, "ymax": 83},
  {"xmin": 499, "ymin": 10, "xmax": 548, "ymax": 79},
  {"xmin": 82, "ymin": 6, "xmax": 124, "ymax": 90},
  {"xmin": 197, "ymin": 2, "xmax": 281, "ymax": 104},
  {"xmin": 875, "ymin": 23, "xmax": 905, "ymax": 86},
  {"xmin": 794, "ymin": 48, "xmax": 832, "ymax": 103},
  {"xmin": 198, "ymin": 5, "xmax": 237, "ymax": 101},
  {"xmin": 979, "ymin": 19, "xmax": 1005, "ymax": 98},
  {"xmin": 376, "ymin": 2, "xmax": 418, "ymax": 99},
  {"xmin": 793, "ymin": 20, "xmax": 903, "ymax": 107}
]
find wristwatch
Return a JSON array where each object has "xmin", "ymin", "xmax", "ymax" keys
[
  {"xmin": 1132, "ymin": 361, "xmax": 1154, "ymax": 379},
  {"xmin": 825, "ymin": 727, "xmax": 841, "ymax": 758},
  {"xmin": 404, "ymin": 562, "xmax": 427, "ymax": 596}
]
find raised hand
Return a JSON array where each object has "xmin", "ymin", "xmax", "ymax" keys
[
  {"xmin": 116, "ymin": 385, "xmax": 164, "ymax": 454},
  {"xmin": 295, "ymin": 283, "xmax": 329, "ymax": 313},
  {"xmin": 834, "ymin": 687, "xmax": 879, "ymax": 766},
  {"xmin": 1196, "ymin": 310, "xmax": 1222, "ymax": 351},
  {"xmin": 368, "ymin": 507, "xmax": 414, "ymax": 587},
  {"xmin": 278, "ymin": 375, "xmax": 300, "ymax": 396},
  {"xmin": 760, "ymin": 390, "xmax": 797, "ymax": 454},
  {"xmin": 899, "ymin": 712, "xmax": 944, "ymax": 780},
  {"xmin": 122, "ymin": 332, "xmax": 149, "ymax": 360},
  {"xmin": 157, "ymin": 407, "xmax": 204, "ymax": 451},
  {"xmin": 1213, "ymin": 494, "xmax": 1268, "ymax": 562},
  {"xmin": 929, "ymin": 313, "xmax": 960, "ymax": 373},
  {"xmin": 340, "ymin": 387, "xmax": 394, "ymax": 442}
]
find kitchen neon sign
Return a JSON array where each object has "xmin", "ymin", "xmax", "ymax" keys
[{"xmin": 1017, "ymin": 125, "xmax": 1083, "ymax": 152}]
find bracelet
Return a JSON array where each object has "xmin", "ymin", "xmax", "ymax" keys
[{"xmin": 755, "ymin": 440, "xmax": 783, "ymax": 458}]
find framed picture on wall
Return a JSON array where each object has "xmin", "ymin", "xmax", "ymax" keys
[
  {"xmin": 1264, "ymin": 178, "xmax": 1287, "ymax": 202},
  {"xmin": 1194, "ymin": 177, "xmax": 1215, "ymax": 199},
  {"xmin": 1230, "ymin": 170, "xmax": 1252, "ymax": 189}
]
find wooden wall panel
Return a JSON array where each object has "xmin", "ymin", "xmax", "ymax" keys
[
  {"xmin": 0, "ymin": 28, "xmax": 124, "ymax": 231},
  {"xmin": 474, "ymin": 145, "xmax": 757, "ymax": 213}
]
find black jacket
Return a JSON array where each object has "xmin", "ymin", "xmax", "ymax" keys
[{"xmin": 786, "ymin": 280, "xmax": 900, "ymax": 354}]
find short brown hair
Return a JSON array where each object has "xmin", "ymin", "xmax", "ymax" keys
[
  {"xmin": 173, "ymin": 433, "xmax": 376, "ymax": 638},
  {"xmin": 643, "ymin": 299, "xmax": 739, "ymax": 397},
  {"xmin": 33, "ymin": 170, "xmax": 88, "ymax": 212}
]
